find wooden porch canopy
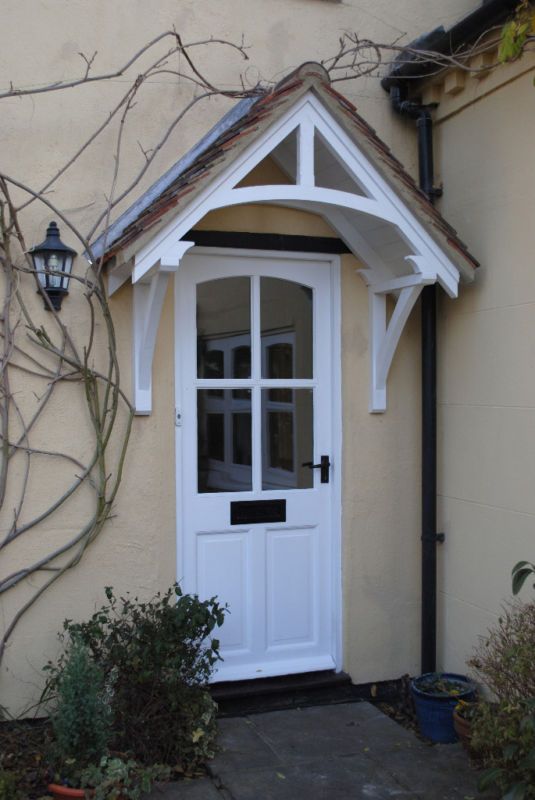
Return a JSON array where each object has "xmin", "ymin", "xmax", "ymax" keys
[{"xmin": 91, "ymin": 63, "xmax": 478, "ymax": 415}]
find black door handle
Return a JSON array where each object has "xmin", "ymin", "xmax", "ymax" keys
[{"xmin": 302, "ymin": 455, "xmax": 330, "ymax": 483}]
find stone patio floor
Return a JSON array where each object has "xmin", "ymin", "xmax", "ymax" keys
[{"xmin": 147, "ymin": 701, "xmax": 495, "ymax": 800}]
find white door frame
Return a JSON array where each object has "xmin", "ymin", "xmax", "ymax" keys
[{"xmin": 174, "ymin": 246, "xmax": 343, "ymax": 676}]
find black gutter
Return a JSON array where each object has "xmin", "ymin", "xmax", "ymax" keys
[{"xmin": 381, "ymin": 0, "xmax": 518, "ymax": 91}]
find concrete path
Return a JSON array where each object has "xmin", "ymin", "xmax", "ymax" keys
[{"xmin": 147, "ymin": 702, "xmax": 493, "ymax": 800}]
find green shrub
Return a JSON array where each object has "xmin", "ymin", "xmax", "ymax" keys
[
  {"xmin": 60, "ymin": 584, "xmax": 226, "ymax": 769},
  {"xmin": 474, "ymin": 700, "xmax": 535, "ymax": 799},
  {"xmin": 44, "ymin": 638, "xmax": 112, "ymax": 779},
  {"xmin": 468, "ymin": 602, "xmax": 535, "ymax": 799},
  {"xmin": 80, "ymin": 756, "xmax": 170, "ymax": 800},
  {"xmin": 468, "ymin": 601, "xmax": 535, "ymax": 702},
  {"xmin": 0, "ymin": 770, "xmax": 20, "ymax": 800}
]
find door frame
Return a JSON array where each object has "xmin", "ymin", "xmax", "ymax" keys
[{"xmin": 174, "ymin": 246, "xmax": 343, "ymax": 675}]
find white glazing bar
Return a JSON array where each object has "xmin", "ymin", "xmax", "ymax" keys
[
  {"xmin": 251, "ymin": 275, "xmax": 262, "ymax": 492},
  {"xmin": 195, "ymin": 378, "xmax": 315, "ymax": 389}
]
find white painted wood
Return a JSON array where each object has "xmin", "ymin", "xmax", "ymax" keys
[
  {"xmin": 222, "ymin": 185, "xmax": 392, "ymax": 223},
  {"xmin": 321, "ymin": 206, "xmax": 392, "ymax": 281},
  {"xmin": 371, "ymin": 274, "xmax": 435, "ymax": 295},
  {"xmin": 369, "ymin": 284, "xmax": 423, "ymax": 413},
  {"xmin": 132, "ymin": 240, "xmax": 194, "ymax": 413},
  {"xmin": 175, "ymin": 250, "xmax": 341, "ymax": 681},
  {"xmin": 107, "ymin": 261, "xmax": 132, "ymax": 296},
  {"xmin": 297, "ymin": 115, "xmax": 315, "ymax": 187},
  {"xmin": 120, "ymin": 89, "xmax": 466, "ymax": 413},
  {"xmin": 267, "ymin": 527, "xmax": 316, "ymax": 646},
  {"xmin": 130, "ymin": 94, "xmax": 463, "ymax": 294}
]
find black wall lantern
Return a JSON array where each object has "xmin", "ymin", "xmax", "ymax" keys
[{"xmin": 30, "ymin": 221, "xmax": 77, "ymax": 310}]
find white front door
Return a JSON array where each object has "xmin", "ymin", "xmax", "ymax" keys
[{"xmin": 175, "ymin": 249, "xmax": 341, "ymax": 682}]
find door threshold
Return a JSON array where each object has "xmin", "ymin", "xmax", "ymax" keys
[{"xmin": 211, "ymin": 669, "xmax": 354, "ymax": 716}]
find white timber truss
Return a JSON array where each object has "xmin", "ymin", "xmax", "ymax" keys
[{"xmin": 115, "ymin": 91, "xmax": 466, "ymax": 414}]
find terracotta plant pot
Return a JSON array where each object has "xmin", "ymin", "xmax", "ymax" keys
[
  {"xmin": 453, "ymin": 708, "xmax": 473, "ymax": 753},
  {"xmin": 47, "ymin": 784, "xmax": 86, "ymax": 799}
]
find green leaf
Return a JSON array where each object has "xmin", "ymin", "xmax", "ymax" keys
[
  {"xmin": 512, "ymin": 562, "xmax": 535, "ymax": 594},
  {"xmin": 503, "ymin": 742, "xmax": 519, "ymax": 759},
  {"xmin": 478, "ymin": 767, "xmax": 503, "ymax": 790},
  {"xmin": 519, "ymin": 751, "xmax": 535, "ymax": 769},
  {"xmin": 503, "ymin": 782, "xmax": 527, "ymax": 800}
]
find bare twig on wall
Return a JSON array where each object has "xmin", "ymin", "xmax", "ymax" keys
[{"xmin": 0, "ymin": 34, "xmax": 255, "ymax": 671}]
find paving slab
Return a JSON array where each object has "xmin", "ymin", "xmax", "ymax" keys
[{"xmin": 146, "ymin": 702, "xmax": 495, "ymax": 799}]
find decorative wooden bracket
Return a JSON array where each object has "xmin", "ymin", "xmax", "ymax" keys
[
  {"xmin": 368, "ymin": 272, "xmax": 434, "ymax": 413},
  {"xmin": 132, "ymin": 241, "xmax": 194, "ymax": 414}
]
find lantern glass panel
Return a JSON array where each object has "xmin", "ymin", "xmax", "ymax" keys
[
  {"xmin": 47, "ymin": 253, "xmax": 62, "ymax": 288},
  {"xmin": 32, "ymin": 253, "xmax": 47, "ymax": 288}
]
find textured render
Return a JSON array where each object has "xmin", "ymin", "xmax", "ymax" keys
[
  {"xmin": 0, "ymin": 0, "xmax": 478, "ymax": 713},
  {"xmin": 434, "ymin": 56, "xmax": 535, "ymax": 672}
]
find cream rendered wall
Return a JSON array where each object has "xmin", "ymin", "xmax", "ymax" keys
[
  {"xmin": 0, "ymin": 0, "xmax": 478, "ymax": 713},
  {"xmin": 430, "ymin": 54, "xmax": 535, "ymax": 673}
]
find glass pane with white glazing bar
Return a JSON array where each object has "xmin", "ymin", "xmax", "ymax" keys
[{"xmin": 196, "ymin": 274, "xmax": 314, "ymax": 494}]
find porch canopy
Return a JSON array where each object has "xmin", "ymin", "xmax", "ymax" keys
[{"xmin": 91, "ymin": 63, "xmax": 478, "ymax": 415}]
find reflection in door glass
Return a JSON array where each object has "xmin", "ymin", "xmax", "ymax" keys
[
  {"xmin": 261, "ymin": 278, "xmax": 312, "ymax": 379},
  {"xmin": 197, "ymin": 278, "xmax": 251, "ymax": 379},
  {"xmin": 232, "ymin": 345, "xmax": 251, "ymax": 400},
  {"xmin": 261, "ymin": 388, "xmax": 313, "ymax": 490},
  {"xmin": 198, "ymin": 390, "xmax": 252, "ymax": 493}
]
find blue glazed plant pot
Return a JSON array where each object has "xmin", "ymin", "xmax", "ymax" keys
[{"xmin": 411, "ymin": 672, "xmax": 476, "ymax": 743}]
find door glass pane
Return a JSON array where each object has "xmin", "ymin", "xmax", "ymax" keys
[
  {"xmin": 232, "ymin": 345, "xmax": 251, "ymax": 400},
  {"xmin": 197, "ymin": 278, "xmax": 251, "ymax": 379},
  {"xmin": 261, "ymin": 278, "xmax": 312, "ymax": 379},
  {"xmin": 198, "ymin": 389, "xmax": 252, "ymax": 493},
  {"xmin": 261, "ymin": 388, "xmax": 313, "ymax": 489}
]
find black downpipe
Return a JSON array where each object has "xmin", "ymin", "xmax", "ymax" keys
[{"xmin": 390, "ymin": 86, "xmax": 443, "ymax": 674}]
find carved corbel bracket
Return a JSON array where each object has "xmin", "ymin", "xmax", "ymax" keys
[
  {"xmin": 368, "ymin": 271, "xmax": 435, "ymax": 413},
  {"xmin": 132, "ymin": 241, "xmax": 194, "ymax": 414}
]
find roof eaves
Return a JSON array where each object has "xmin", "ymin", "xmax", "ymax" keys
[{"xmin": 381, "ymin": 0, "xmax": 518, "ymax": 90}]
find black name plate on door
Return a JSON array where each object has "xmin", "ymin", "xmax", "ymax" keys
[{"xmin": 230, "ymin": 499, "xmax": 286, "ymax": 525}]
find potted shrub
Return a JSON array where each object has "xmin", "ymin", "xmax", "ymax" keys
[
  {"xmin": 43, "ymin": 584, "xmax": 226, "ymax": 798},
  {"xmin": 43, "ymin": 637, "xmax": 112, "ymax": 798},
  {"xmin": 62, "ymin": 585, "xmax": 225, "ymax": 770},
  {"xmin": 411, "ymin": 672, "xmax": 476, "ymax": 743}
]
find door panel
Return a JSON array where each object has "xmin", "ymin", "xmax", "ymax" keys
[
  {"xmin": 176, "ymin": 251, "xmax": 337, "ymax": 681},
  {"xmin": 197, "ymin": 531, "xmax": 251, "ymax": 651},
  {"xmin": 267, "ymin": 527, "xmax": 316, "ymax": 646}
]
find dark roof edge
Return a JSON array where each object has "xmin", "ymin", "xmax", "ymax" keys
[{"xmin": 381, "ymin": 0, "xmax": 518, "ymax": 90}]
